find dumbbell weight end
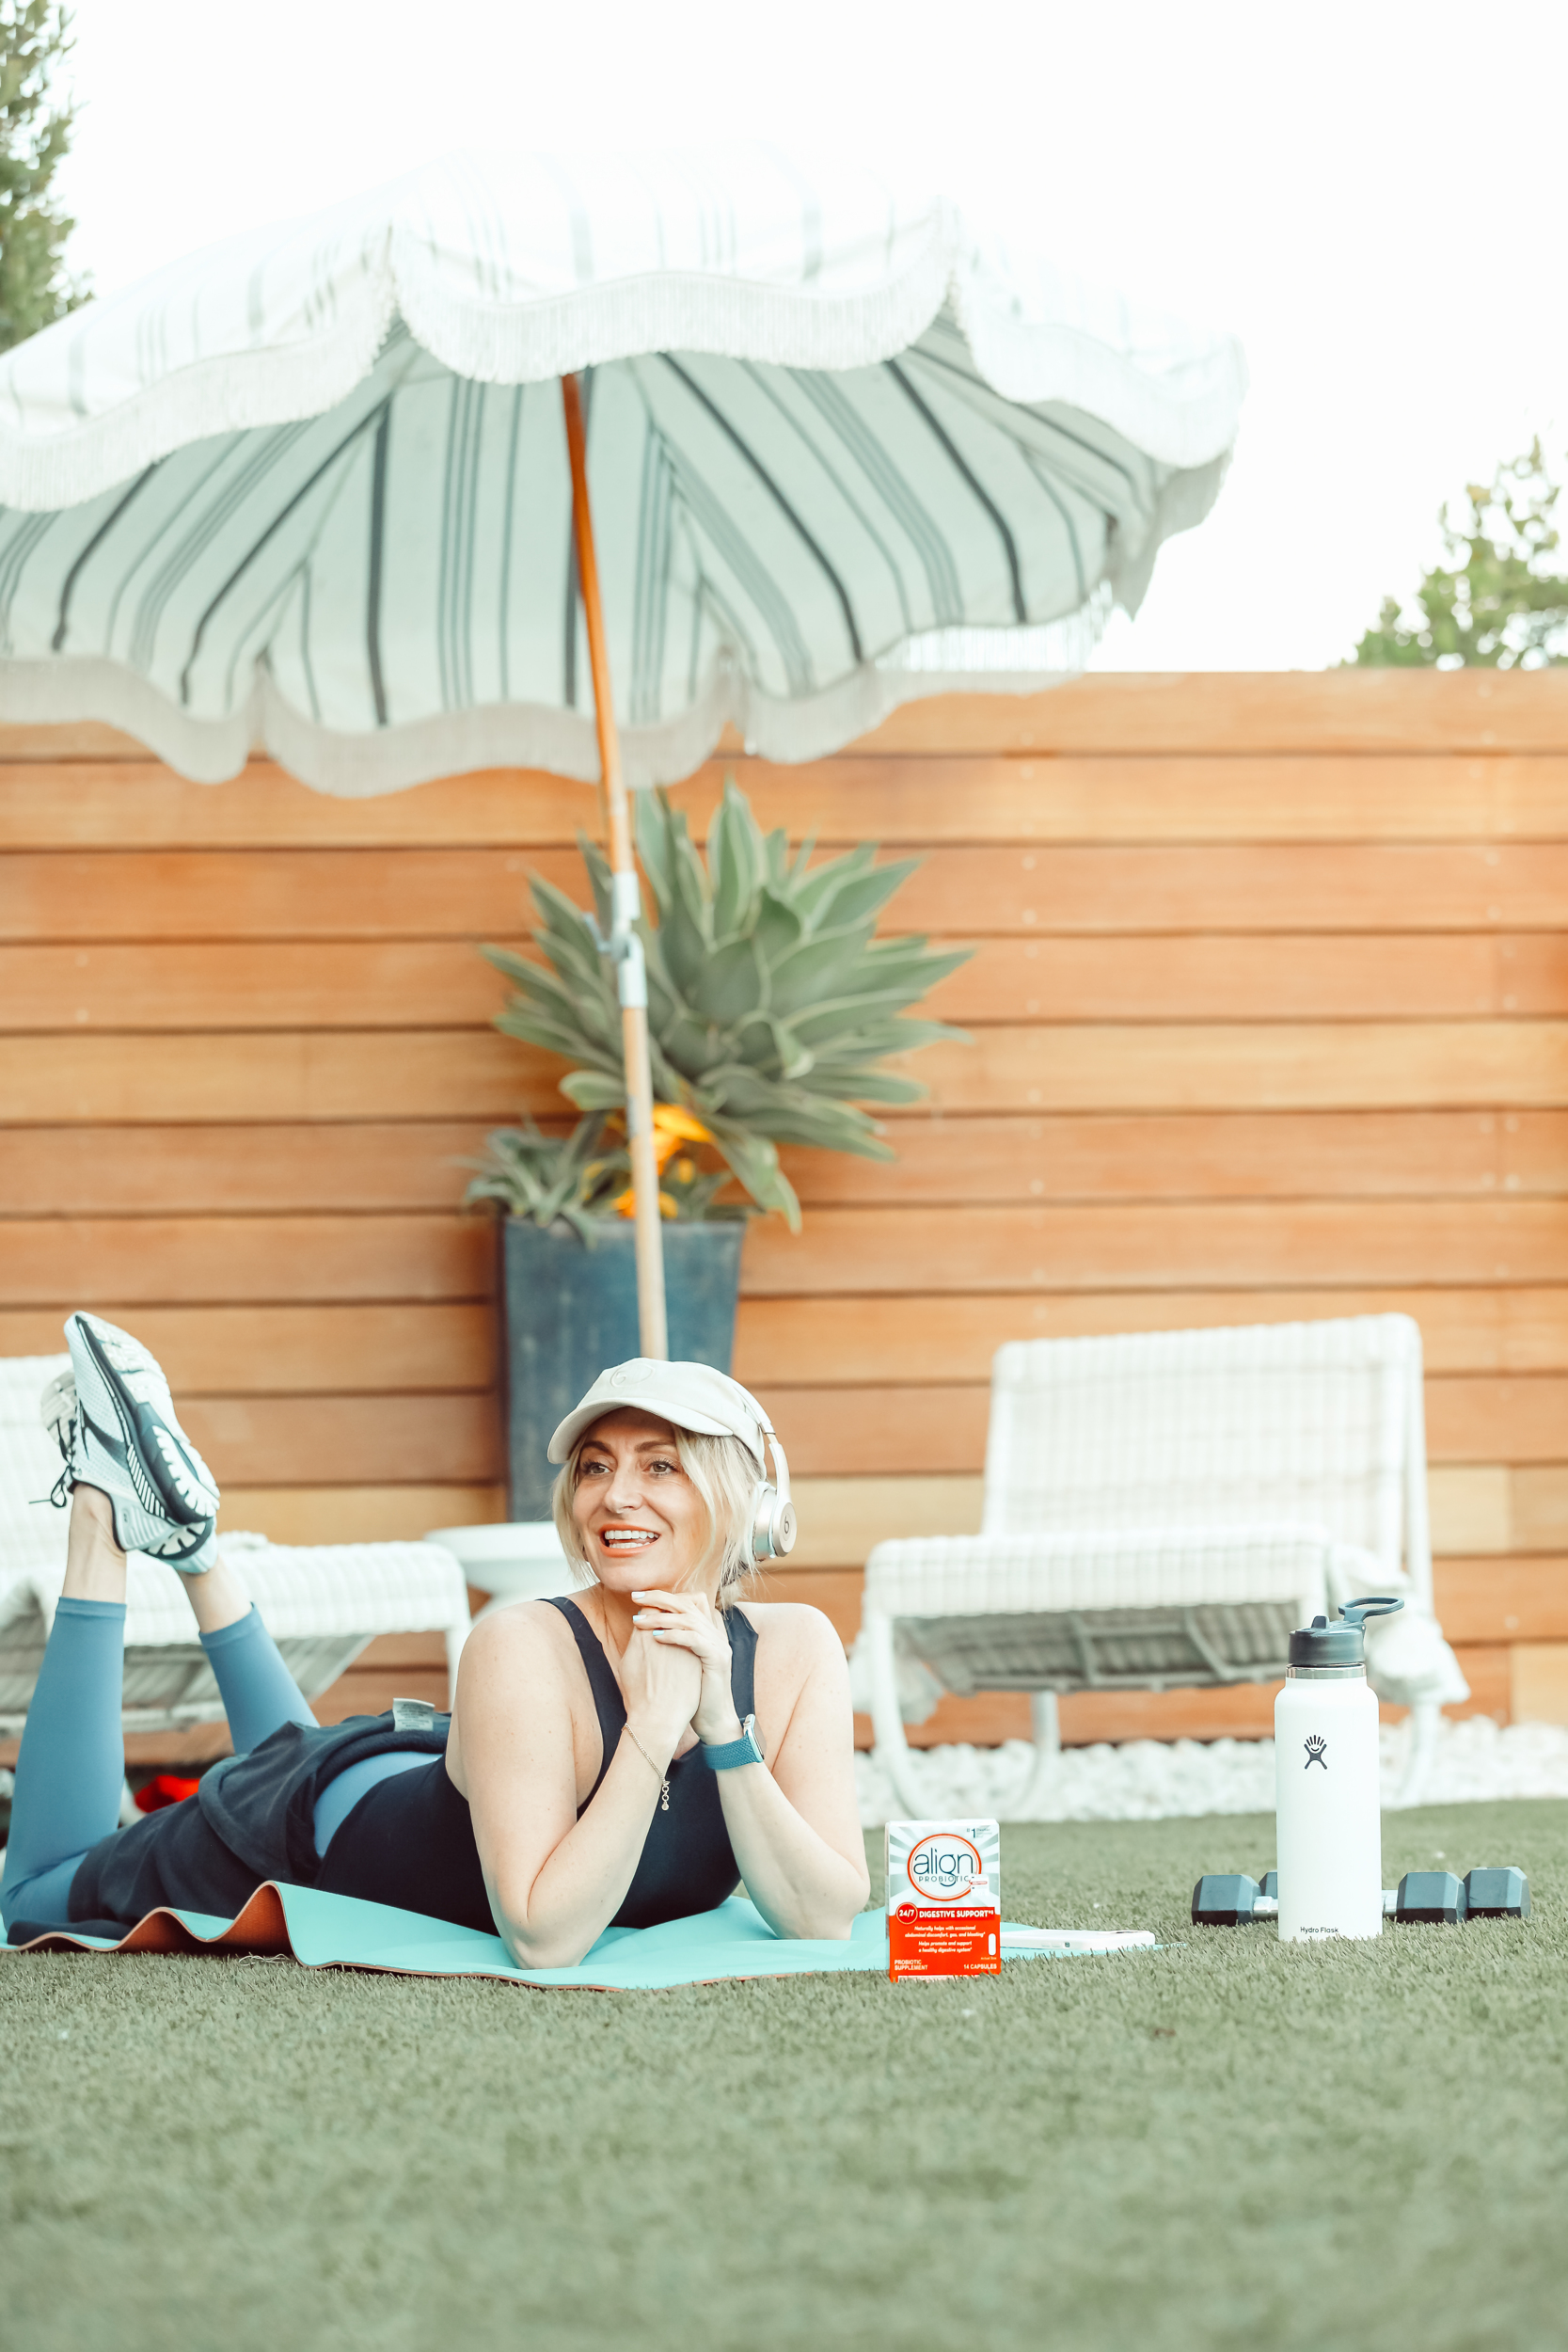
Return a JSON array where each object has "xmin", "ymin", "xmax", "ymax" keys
[
  {"xmin": 1191, "ymin": 1873, "xmax": 1263, "ymax": 1926},
  {"xmin": 1463, "ymin": 1866, "xmax": 1529, "ymax": 1918}
]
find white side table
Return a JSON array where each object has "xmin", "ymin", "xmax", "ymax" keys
[{"xmin": 423, "ymin": 1523, "xmax": 578, "ymax": 1622}]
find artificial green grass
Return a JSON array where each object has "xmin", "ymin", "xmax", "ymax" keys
[{"xmin": 1, "ymin": 1801, "xmax": 1563, "ymax": 2352}]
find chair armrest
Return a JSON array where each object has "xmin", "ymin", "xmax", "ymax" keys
[
  {"xmin": 18, "ymin": 1540, "xmax": 473, "ymax": 1650},
  {"xmin": 25, "ymin": 1539, "xmax": 473, "ymax": 1647},
  {"xmin": 1322, "ymin": 1543, "xmax": 1421, "ymax": 1610},
  {"xmin": 864, "ymin": 1520, "xmax": 1338, "ymax": 1621},
  {"xmin": 1312, "ymin": 1543, "xmax": 1465, "ymax": 1704},
  {"xmin": 0, "ymin": 1557, "xmax": 45, "ymax": 1629},
  {"xmin": 226, "ymin": 1541, "xmax": 473, "ymax": 1641}
]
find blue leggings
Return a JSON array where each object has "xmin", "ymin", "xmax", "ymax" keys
[{"xmin": 0, "ymin": 1598, "xmax": 318, "ymax": 1928}]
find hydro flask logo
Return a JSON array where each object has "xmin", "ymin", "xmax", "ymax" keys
[{"xmin": 1304, "ymin": 1736, "xmax": 1328, "ymax": 1770}]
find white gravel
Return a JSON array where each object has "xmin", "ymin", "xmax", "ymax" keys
[{"xmin": 855, "ymin": 1718, "xmax": 1568, "ymax": 1825}]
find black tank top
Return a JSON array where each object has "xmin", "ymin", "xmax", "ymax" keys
[{"xmin": 314, "ymin": 1597, "xmax": 760, "ymax": 1935}]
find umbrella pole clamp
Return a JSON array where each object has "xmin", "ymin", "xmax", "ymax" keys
[
  {"xmin": 586, "ymin": 872, "xmax": 649, "ymax": 1008},
  {"xmin": 584, "ymin": 879, "xmax": 666, "ymax": 1355}
]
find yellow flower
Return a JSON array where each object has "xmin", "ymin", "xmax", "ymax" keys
[
  {"xmin": 613, "ymin": 1186, "xmax": 680, "ymax": 1220},
  {"xmin": 652, "ymin": 1104, "xmax": 712, "ymax": 1146},
  {"xmin": 648, "ymin": 1102, "xmax": 712, "ymax": 1174}
]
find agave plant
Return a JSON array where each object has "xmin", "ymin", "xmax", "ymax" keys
[
  {"xmin": 464, "ymin": 1104, "xmax": 743, "ymax": 1235},
  {"xmin": 480, "ymin": 778, "xmax": 969, "ymax": 1229},
  {"xmin": 462, "ymin": 1115, "xmax": 619, "ymax": 1242}
]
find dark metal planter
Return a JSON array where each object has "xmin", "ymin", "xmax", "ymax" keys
[{"xmin": 501, "ymin": 1218, "xmax": 746, "ymax": 1519}]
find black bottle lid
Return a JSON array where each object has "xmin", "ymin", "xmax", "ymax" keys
[{"xmin": 1288, "ymin": 1595, "xmax": 1403, "ymax": 1668}]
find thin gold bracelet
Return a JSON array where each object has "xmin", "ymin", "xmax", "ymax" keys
[{"xmin": 623, "ymin": 1724, "xmax": 671, "ymax": 1814}]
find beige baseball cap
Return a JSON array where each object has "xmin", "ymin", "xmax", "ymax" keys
[{"xmin": 547, "ymin": 1359, "xmax": 768, "ymax": 1468}]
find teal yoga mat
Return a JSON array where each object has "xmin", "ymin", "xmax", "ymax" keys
[{"xmin": 6, "ymin": 1885, "xmax": 1143, "ymax": 1990}]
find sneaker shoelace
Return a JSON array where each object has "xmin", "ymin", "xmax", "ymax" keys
[{"xmin": 40, "ymin": 1375, "xmax": 80, "ymax": 1510}]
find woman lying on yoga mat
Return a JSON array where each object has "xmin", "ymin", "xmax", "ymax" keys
[{"xmin": 2, "ymin": 1316, "xmax": 869, "ymax": 1963}]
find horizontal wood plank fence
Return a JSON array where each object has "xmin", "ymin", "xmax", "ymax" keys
[{"xmin": 5, "ymin": 669, "xmax": 1567, "ymax": 1757}]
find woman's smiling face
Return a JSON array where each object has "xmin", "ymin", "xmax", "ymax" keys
[{"xmin": 570, "ymin": 1408, "xmax": 708, "ymax": 1593}]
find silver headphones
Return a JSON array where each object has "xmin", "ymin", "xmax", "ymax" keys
[{"xmin": 728, "ymin": 1379, "xmax": 797, "ymax": 1565}]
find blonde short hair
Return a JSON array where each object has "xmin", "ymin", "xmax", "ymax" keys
[{"xmin": 550, "ymin": 1419, "xmax": 761, "ymax": 1605}]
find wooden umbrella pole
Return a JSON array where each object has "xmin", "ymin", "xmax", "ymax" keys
[{"xmin": 562, "ymin": 372, "xmax": 668, "ymax": 1360}]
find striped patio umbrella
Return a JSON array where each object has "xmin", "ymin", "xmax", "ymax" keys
[{"xmin": 0, "ymin": 144, "xmax": 1246, "ymax": 1352}]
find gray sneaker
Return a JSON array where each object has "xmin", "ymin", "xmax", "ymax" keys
[{"xmin": 43, "ymin": 1313, "xmax": 221, "ymax": 1575}]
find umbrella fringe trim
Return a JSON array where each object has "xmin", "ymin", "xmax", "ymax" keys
[
  {"xmin": 391, "ymin": 226, "xmax": 958, "ymax": 389},
  {"xmin": 0, "ymin": 269, "xmax": 400, "ymax": 514},
  {"xmin": 0, "ymin": 602, "xmax": 1117, "ymax": 796}
]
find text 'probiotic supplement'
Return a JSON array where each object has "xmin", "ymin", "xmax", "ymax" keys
[{"xmin": 885, "ymin": 1818, "xmax": 1002, "ymax": 1979}]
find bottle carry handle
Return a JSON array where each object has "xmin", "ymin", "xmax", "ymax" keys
[{"xmin": 1338, "ymin": 1595, "xmax": 1405, "ymax": 1628}]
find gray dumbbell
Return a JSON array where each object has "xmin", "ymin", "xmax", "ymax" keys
[
  {"xmin": 1392, "ymin": 1869, "xmax": 1466, "ymax": 1923},
  {"xmin": 1391, "ymin": 1866, "xmax": 1530, "ymax": 1923},
  {"xmin": 1192, "ymin": 1865, "xmax": 1529, "ymax": 1927},
  {"xmin": 1191, "ymin": 1873, "xmax": 1264, "ymax": 1926}
]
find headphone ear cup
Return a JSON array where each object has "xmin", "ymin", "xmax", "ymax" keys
[
  {"xmin": 754, "ymin": 1481, "xmax": 800, "ymax": 1564},
  {"xmin": 749, "ymin": 1482, "xmax": 798, "ymax": 1565},
  {"xmin": 747, "ymin": 1425, "xmax": 797, "ymax": 1565}
]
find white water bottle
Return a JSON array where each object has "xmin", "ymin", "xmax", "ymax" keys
[{"xmin": 1275, "ymin": 1597, "xmax": 1402, "ymax": 1943}]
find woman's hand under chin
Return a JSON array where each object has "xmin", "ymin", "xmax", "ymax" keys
[
  {"xmin": 616, "ymin": 1612, "xmax": 703, "ymax": 1756},
  {"xmin": 631, "ymin": 1588, "xmax": 741, "ymax": 1746}
]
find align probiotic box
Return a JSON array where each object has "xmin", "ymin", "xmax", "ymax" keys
[{"xmin": 885, "ymin": 1818, "xmax": 1002, "ymax": 1979}]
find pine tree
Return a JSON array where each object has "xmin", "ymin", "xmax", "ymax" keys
[
  {"xmin": 0, "ymin": 2, "xmax": 82, "ymax": 354},
  {"xmin": 1350, "ymin": 442, "xmax": 1568, "ymax": 669}
]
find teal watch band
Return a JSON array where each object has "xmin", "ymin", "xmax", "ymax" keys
[{"xmin": 701, "ymin": 1713, "xmax": 766, "ymax": 1771}]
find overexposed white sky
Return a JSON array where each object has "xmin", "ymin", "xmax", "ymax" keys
[{"xmin": 50, "ymin": 0, "xmax": 1568, "ymax": 671}]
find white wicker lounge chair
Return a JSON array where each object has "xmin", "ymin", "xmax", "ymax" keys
[
  {"xmin": 0, "ymin": 1355, "xmax": 472, "ymax": 1740},
  {"xmin": 861, "ymin": 1314, "xmax": 1468, "ymax": 1815}
]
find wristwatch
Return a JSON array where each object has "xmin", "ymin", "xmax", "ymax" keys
[{"xmin": 701, "ymin": 1713, "xmax": 766, "ymax": 1772}]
